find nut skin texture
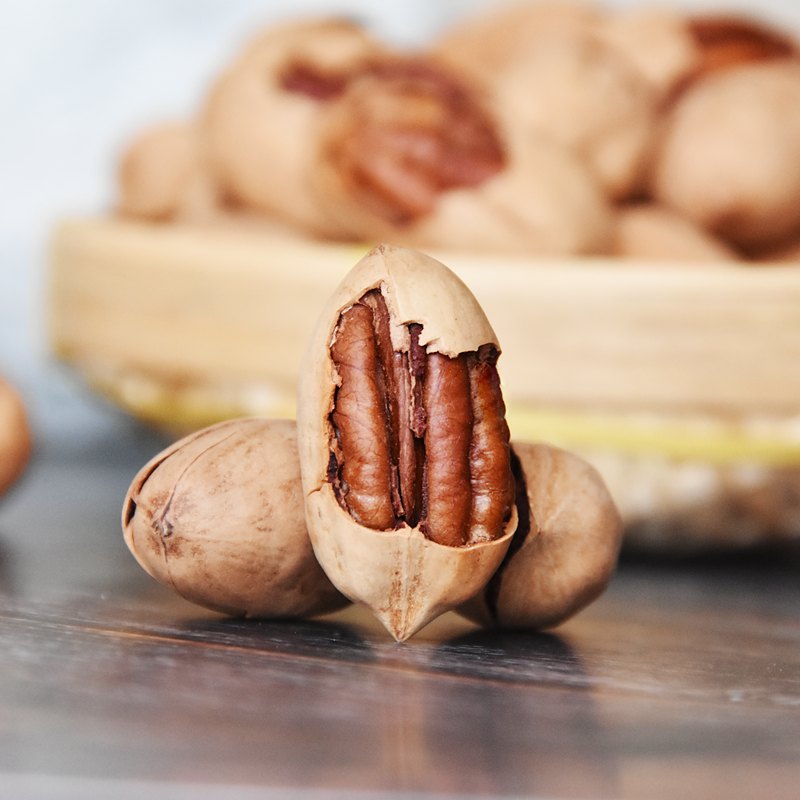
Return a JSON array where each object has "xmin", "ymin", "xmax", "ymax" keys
[
  {"xmin": 122, "ymin": 418, "xmax": 348, "ymax": 619},
  {"xmin": 0, "ymin": 378, "xmax": 32, "ymax": 498},
  {"xmin": 297, "ymin": 244, "xmax": 517, "ymax": 641},
  {"xmin": 461, "ymin": 442, "xmax": 622, "ymax": 631}
]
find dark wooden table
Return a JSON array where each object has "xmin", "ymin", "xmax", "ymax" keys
[{"xmin": 2, "ymin": 398, "xmax": 799, "ymax": 799}]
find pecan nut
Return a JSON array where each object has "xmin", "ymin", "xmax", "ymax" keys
[
  {"xmin": 202, "ymin": 18, "xmax": 382, "ymax": 238},
  {"xmin": 460, "ymin": 442, "xmax": 622, "ymax": 630},
  {"xmin": 316, "ymin": 56, "xmax": 506, "ymax": 228},
  {"xmin": 122, "ymin": 418, "xmax": 349, "ymax": 619},
  {"xmin": 297, "ymin": 244, "xmax": 517, "ymax": 640}
]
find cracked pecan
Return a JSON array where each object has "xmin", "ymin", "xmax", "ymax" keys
[
  {"xmin": 318, "ymin": 57, "xmax": 506, "ymax": 225},
  {"xmin": 297, "ymin": 244, "xmax": 517, "ymax": 640}
]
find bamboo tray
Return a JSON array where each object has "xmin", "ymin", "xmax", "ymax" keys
[{"xmin": 49, "ymin": 217, "xmax": 800, "ymax": 552}]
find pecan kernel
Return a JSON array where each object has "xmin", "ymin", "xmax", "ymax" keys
[
  {"xmin": 279, "ymin": 61, "xmax": 350, "ymax": 100},
  {"xmin": 321, "ymin": 57, "xmax": 506, "ymax": 225},
  {"xmin": 328, "ymin": 288, "xmax": 514, "ymax": 546},
  {"xmin": 689, "ymin": 15, "xmax": 798, "ymax": 76}
]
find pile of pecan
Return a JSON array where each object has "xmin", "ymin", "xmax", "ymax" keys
[{"xmin": 117, "ymin": 3, "xmax": 800, "ymax": 264}]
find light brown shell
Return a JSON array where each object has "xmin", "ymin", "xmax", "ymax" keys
[
  {"xmin": 405, "ymin": 136, "xmax": 613, "ymax": 255},
  {"xmin": 202, "ymin": 17, "xmax": 382, "ymax": 239},
  {"xmin": 297, "ymin": 244, "xmax": 516, "ymax": 640},
  {"xmin": 433, "ymin": 1, "xmax": 602, "ymax": 80},
  {"xmin": 650, "ymin": 60, "xmax": 800, "ymax": 249},
  {"xmin": 0, "ymin": 378, "xmax": 32, "ymax": 497},
  {"xmin": 122, "ymin": 417, "xmax": 348, "ymax": 618},
  {"xmin": 612, "ymin": 204, "xmax": 738, "ymax": 262},
  {"xmin": 117, "ymin": 120, "xmax": 219, "ymax": 222},
  {"xmin": 490, "ymin": 32, "xmax": 658, "ymax": 201},
  {"xmin": 434, "ymin": 4, "xmax": 659, "ymax": 202},
  {"xmin": 596, "ymin": 7, "xmax": 699, "ymax": 99},
  {"xmin": 461, "ymin": 442, "xmax": 622, "ymax": 630}
]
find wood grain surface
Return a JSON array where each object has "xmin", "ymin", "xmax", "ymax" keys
[{"xmin": 1, "ymin": 416, "xmax": 799, "ymax": 799}]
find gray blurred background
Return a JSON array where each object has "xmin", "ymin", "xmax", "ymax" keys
[{"xmin": 2, "ymin": 0, "xmax": 800, "ymax": 442}]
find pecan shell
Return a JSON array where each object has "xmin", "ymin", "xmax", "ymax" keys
[
  {"xmin": 122, "ymin": 418, "xmax": 348, "ymax": 619},
  {"xmin": 460, "ymin": 442, "xmax": 622, "ymax": 630},
  {"xmin": 297, "ymin": 244, "xmax": 517, "ymax": 640}
]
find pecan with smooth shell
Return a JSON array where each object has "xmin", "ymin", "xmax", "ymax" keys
[
  {"xmin": 122, "ymin": 418, "xmax": 349, "ymax": 618},
  {"xmin": 460, "ymin": 442, "xmax": 622, "ymax": 630},
  {"xmin": 297, "ymin": 244, "xmax": 517, "ymax": 640}
]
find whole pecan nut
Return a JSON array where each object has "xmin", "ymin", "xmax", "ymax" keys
[
  {"xmin": 122, "ymin": 418, "xmax": 349, "ymax": 619},
  {"xmin": 460, "ymin": 442, "xmax": 622, "ymax": 631}
]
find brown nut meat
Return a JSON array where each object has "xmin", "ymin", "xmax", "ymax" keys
[
  {"xmin": 297, "ymin": 244, "xmax": 517, "ymax": 640},
  {"xmin": 461, "ymin": 442, "xmax": 622, "ymax": 630},
  {"xmin": 122, "ymin": 418, "xmax": 348, "ymax": 618},
  {"xmin": 688, "ymin": 14, "xmax": 798, "ymax": 79},
  {"xmin": 315, "ymin": 55, "xmax": 505, "ymax": 228},
  {"xmin": 0, "ymin": 378, "xmax": 32, "ymax": 498}
]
